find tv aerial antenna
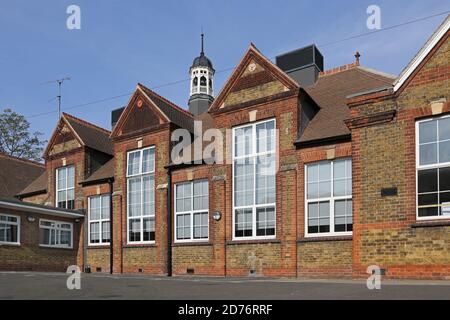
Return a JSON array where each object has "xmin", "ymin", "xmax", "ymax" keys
[{"xmin": 41, "ymin": 76, "xmax": 71, "ymax": 118}]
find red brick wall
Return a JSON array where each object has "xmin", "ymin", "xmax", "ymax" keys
[
  {"xmin": 296, "ymin": 142, "xmax": 353, "ymax": 278},
  {"xmin": 349, "ymin": 32, "xmax": 450, "ymax": 280},
  {"xmin": 112, "ymin": 127, "xmax": 171, "ymax": 275}
]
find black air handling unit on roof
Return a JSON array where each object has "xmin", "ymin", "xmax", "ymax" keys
[{"xmin": 276, "ymin": 44, "xmax": 324, "ymax": 87}]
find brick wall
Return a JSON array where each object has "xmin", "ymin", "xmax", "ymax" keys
[
  {"xmin": 296, "ymin": 142, "xmax": 353, "ymax": 277},
  {"xmin": 82, "ymin": 183, "xmax": 111, "ymax": 273},
  {"xmin": 112, "ymin": 127, "xmax": 171, "ymax": 274},
  {"xmin": 0, "ymin": 209, "xmax": 81, "ymax": 272},
  {"xmin": 349, "ymin": 32, "xmax": 450, "ymax": 279}
]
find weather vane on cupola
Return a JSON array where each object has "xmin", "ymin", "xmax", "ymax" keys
[{"xmin": 188, "ymin": 30, "xmax": 215, "ymax": 116}]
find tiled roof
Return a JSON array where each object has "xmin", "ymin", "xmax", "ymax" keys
[
  {"xmin": 138, "ymin": 84, "xmax": 194, "ymax": 133},
  {"xmin": 62, "ymin": 113, "xmax": 114, "ymax": 155},
  {"xmin": 0, "ymin": 153, "xmax": 45, "ymax": 198},
  {"xmin": 81, "ymin": 158, "xmax": 115, "ymax": 185},
  {"xmin": 298, "ymin": 66, "xmax": 396, "ymax": 144},
  {"xmin": 17, "ymin": 170, "xmax": 47, "ymax": 197}
]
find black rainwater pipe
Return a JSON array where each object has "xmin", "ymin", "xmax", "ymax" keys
[
  {"xmin": 108, "ymin": 179, "xmax": 114, "ymax": 274},
  {"xmin": 167, "ymin": 168, "xmax": 173, "ymax": 277}
]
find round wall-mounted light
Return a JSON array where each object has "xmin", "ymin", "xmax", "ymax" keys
[
  {"xmin": 213, "ymin": 211, "xmax": 222, "ymax": 221},
  {"xmin": 27, "ymin": 216, "xmax": 36, "ymax": 223}
]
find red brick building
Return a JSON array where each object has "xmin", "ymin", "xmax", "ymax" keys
[{"xmin": 2, "ymin": 17, "xmax": 449, "ymax": 279}]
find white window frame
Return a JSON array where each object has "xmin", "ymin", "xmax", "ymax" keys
[
  {"xmin": 0, "ymin": 214, "xmax": 20, "ymax": 246},
  {"xmin": 416, "ymin": 115, "xmax": 450, "ymax": 221},
  {"xmin": 232, "ymin": 118, "xmax": 277, "ymax": 241},
  {"xmin": 126, "ymin": 146, "xmax": 156, "ymax": 244},
  {"xmin": 55, "ymin": 165, "xmax": 75, "ymax": 209},
  {"xmin": 174, "ymin": 180, "xmax": 209, "ymax": 243},
  {"xmin": 88, "ymin": 194, "xmax": 111, "ymax": 246},
  {"xmin": 39, "ymin": 219, "xmax": 73, "ymax": 249},
  {"xmin": 304, "ymin": 159, "xmax": 353, "ymax": 238}
]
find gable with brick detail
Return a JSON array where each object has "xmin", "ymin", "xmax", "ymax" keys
[
  {"xmin": 111, "ymin": 83, "xmax": 194, "ymax": 139},
  {"xmin": 209, "ymin": 44, "xmax": 300, "ymax": 113}
]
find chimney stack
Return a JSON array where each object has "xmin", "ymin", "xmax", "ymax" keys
[{"xmin": 276, "ymin": 44, "xmax": 324, "ymax": 87}]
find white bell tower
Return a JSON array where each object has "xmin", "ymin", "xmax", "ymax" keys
[{"xmin": 188, "ymin": 33, "xmax": 215, "ymax": 115}]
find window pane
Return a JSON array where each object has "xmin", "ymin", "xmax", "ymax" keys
[
  {"xmin": 418, "ymin": 193, "xmax": 438, "ymax": 206},
  {"xmin": 101, "ymin": 196, "xmax": 110, "ymax": 220},
  {"xmin": 308, "ymin": 203, "xmax": 319, "ymax": 219},
  {"xmin": 439, "ymin": 141, "xmax": 450, "ymax": 163},
  {"xmin": 420, "ymin": 143, "xmax": 437, "ymax": 165},
  {"xmin": 439, "ymin": 117, "xmax": 450, "ymax": 141},
  {"xmin": 256, "ymin": 207, "xmax": 275, "ymax": 236},
  {"xmin": 90, "ymin": 222, "xmax": 100, "ymax": 243},
  {"xmin": 102, "ymin": 221, "xmax": 110, "ymax": 243},
  {"xmin": 319, "ymin": 162, "xmax": 331, "ymax": 181},
  {"xmin": 235, "ymin": 126, "xmax": 252, "ymax": 157},
  {"xmin": 57, "ymin": 168, "xmax": 66, "ymax": 190},
  {"xmin": 142, "ymin": 148, "xmax": 155, "ymax": 173},
  {"xmin": 335, "ymin": 199, "xmax": 352, "ymax": 232},
  {"xmin": 193, "ymin": 212, "xmax": 208, "ymax": 239},
  {"xmin": 67, "ymin": 166, "xmax": 75, "ymax": 188},
  {"xmin": 0, "ymin": 223, "xmax": 18, "ymax": 243},
  {"xmin": 440, "ymin": 167, "xmax": 450, "ymax": 192},
  {"xmin": 143, "ymin": 217, "xmax": 155, "ymax": 242},
  {"xmin": 128, "ymin": 177, "xmax": 142, "ymax": 217},
  {"xmin": 235, "ymin": 208, "xmax": 252, "ymax": 238},
  {"xmin": 176, "ymin": 214, "xmax": 190, "ymax": 240},
  {"xmin": 256, "ymin": 155, "xmax": 276, "ymax": 205},
  {"xmin": 440, "ymin": 193, "xmax": 450, "ymax": 216},
  {"xmin": 67, "ymin": 189, "xmax": 75, "ymax": 201},
  {"xmin": 418, "ymin": 169, "xmax": 438, "ymax": 193},
  {"xmin": 334, "ymin": 180, "xmax": 346, "ymax": 197},
  {"xmin": 128, "ymin": 151, "xmax": 141, "ymax": 176},
  {"xmin": 256, "ymin": 120, "xmax": 275, "ymax": 153},
  {"xmin": 143, "ymin": 175, "xmax": 155, "ymax": 216},
  {"xmin": 307, "ymin": 182, "xmax": 318, "ymax": 199},
  {"xmin": 90, "ymin": 197, "xmax": 101, "ymax": 220},
  {"xmin": 419, "ymin": 120, "xmax": 437, "ymax": 144},
  {"xmin": 334, "ymin": 160, "xmax": 346, "ymax": 179},
  {"xmin": 418, "ymin": 207, "xmax": 439, "ymax": 218},
  {"xmin": 234, "ymin": 158, "xmax": 254, "ymax": 207},
  {"xmin": 318, "ymin": 202, "xmax": 330, "ymax": 233},
  {"xmin": 129, "ymin": 218, "xmax": 141, "ymax": 242},
  {"xmin": 307, "ymin": 164, "xmax": 318, "ymax": 183},
  {"xmin": 318, "ymin": 181, "xmax": 331, "ymax": 198}
]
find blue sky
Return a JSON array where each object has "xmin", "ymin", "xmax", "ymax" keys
[{"xmin": 0, "ymin": 0, "xmax": 449, "ymax": 141}]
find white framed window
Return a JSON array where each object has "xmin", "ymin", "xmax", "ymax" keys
[
  {"xmin": 39, "ymin": 219, "xmax": 73, "ymax": 249},
  {"xmin": 175, "ymin": 180, "xmax": 209, "ymax": 242},
  {"xmin": 0, "ymin": 214, "xmax": 20, "ymax": 245},
  {"xmin": 88, "ymin": 195, "xmax": 110, "ymax": 245},
  {"xmin": 416, "ymin": 115, "xmax": 450, "ymax": 220},
  {"xmin": 305, "ymin": 159, "xmax": 352, "ymax": 237},
  {"xmin": 232, "ymin": 119, "xmax": 277, "ymax": 240},
  {"xmin": 127, "ymin": 146, "xmax": 156, "ymax": 244},
  {"xmin": 56, "ymin": 166, "xmax": 75, "ymax": 209}
]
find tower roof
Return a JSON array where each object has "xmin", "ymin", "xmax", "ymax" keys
[{"xmin": 191, "ymin": 33, "xmax": 214, "ymax": 71}]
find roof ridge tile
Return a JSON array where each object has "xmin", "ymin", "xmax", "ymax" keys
[
  {"xmin": 0, "ymin": 152, "xmax": 44, "ymax": 167},
  {"xmin": 62, "ymin": 112, "xmax": 111, "ymax": 135},
  {"xmin": 138, "ymin": 83, "xmax": 193, "ymax": 118}
]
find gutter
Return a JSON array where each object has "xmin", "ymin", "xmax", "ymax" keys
[
  {"xmin": 108, "ymin": 179, "xmax": 114, "ymax": 274},
  {"xmin": 0, "ymin": 199, "xmax": 84, "ymax": 218}
]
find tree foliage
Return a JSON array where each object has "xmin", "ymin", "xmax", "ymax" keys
[{"xmin": 0, "ymin": 108, "xmax": 46, "ymax": 161}]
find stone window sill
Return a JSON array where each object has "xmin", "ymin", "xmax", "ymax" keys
[
  {"xmin": 172, "ymin": 242, "xmax": 212, "ymax": 247},
  {"xmin": 226, "ymin": 239, "xmax": 281, "ymax": 246},
  {"xmin": 297, "ymin": 235, "xmax": 353, "ymax": 243},
  {"xmin": 411, "ymin": 220, "xmax": 450, "ymax": 228}
]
